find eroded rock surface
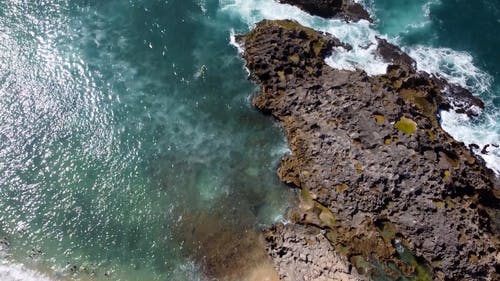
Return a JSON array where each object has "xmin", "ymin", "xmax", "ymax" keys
[
  {"xmin": 277, "ymin": 0, "xmax": 371, "ymax": 22},
  {"xmin": 237, "ymin": 20, "xmax": 499, "ymax": 281},
  {"xmin": 375, "ymin": 37, "xmax": 485, "ymax": 117},
  {"xmin": 264, "ymin": 223, "xmax": 369, "ymax": 281}
]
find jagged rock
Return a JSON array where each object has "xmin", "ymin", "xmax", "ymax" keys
[
  {"xmin": 376, "ymin": 37, "xmax": 416, "ymax": 71},
  {"xmin": 437, "ymin": 80, "xmax": 485, "ymax": 116},
  {"xmin": 277, "ymin": 0, "xmax": 371, "ymax": 22},
  {"xmin": 237, "ymin": 19, "xmax": 499, "ymax": 281},
  {"xmin": 263, "ymin": 223, "xmax": 369, "ymax": 281},
  {"xmin": 280, "ymin": 0, "xmax": 483, "ymax": 117},
  {"xmin": 374, "ymin": 37, "xmax": 485, "ymax": 117}
]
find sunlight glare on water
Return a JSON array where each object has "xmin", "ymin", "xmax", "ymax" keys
[
  {"xmin": 0, "ymin": 0, "xmax": 290, "ymax": 280},
  {"xmin": 1, "ymin": 0, "xmax": 499, "ymax": 280}
]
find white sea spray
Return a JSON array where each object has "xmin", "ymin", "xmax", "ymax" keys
[
  {"xmin": 0, "ymin": 262, "xmax": 54, "ymax": 281},
  {"xmin": 221, "ymin": 0, "xmax": 500, "ymax": 174}
]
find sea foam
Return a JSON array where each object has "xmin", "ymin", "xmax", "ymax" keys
[
  {"xmin": 221, "ymin": 0, "xmax": 389, "ymax": 76},
  {"xmin": 408, "ymin": 46, "xmax": 493, "ymax": 93},
  {"xmin": 0, "ymin": 262, "xmax": 54, "ymax": 281},
  {"xmin": 440, "ymin": 110, "xmax": 500, "ymax": 174},
  {"xmin": 221, "ymin": 0, "xmax": 499, "ymax": 174}
]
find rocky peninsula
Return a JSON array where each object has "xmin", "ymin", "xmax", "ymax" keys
[{"xmin": 236, "ymin": 1, "xmax": 499, "ymax": 280}]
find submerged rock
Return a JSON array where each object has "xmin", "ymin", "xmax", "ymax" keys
[
  {"xmin": 170, "ymin": 199, "xmax": 279, "ymax": 281},
  {"xmin": 237, "ymin": 19, "xmax": 499, "ymax": 281},
  {"xmin": 0, "ymin": 237, "xmax": 9, "ymax": 258}
]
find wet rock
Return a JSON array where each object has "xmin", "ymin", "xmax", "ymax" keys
[
  {"xmin": 376, "ymin": 37, "xmax": 416, "ymax": 71},
  {"xmin": 277, "ymin": 0, "xmax": 371, "ymax": 22},
  {"xmin": 238, "ymin": 19, "xmax": 499, "ymax": 281},
  {"xmin": 0, "ymin": 237, "xmax": 9, "ymax": 258},
  {"xmin": 263, "ymin": 223, "xmax": 369, "ymax": 281},
  {"xmin": 434, "ymin": 78, "xmax": 485, "ymax": 117},
  {"xmin": 482, "ymin": 144, "xmax": 491, "ymax": 155},
  {"xmin": 470, "ymin": 143, "xmax": 481, "ymax": 151},
  {"xmin": 374, "ymin": 37, "xmax": 484, "ymax": 118}
]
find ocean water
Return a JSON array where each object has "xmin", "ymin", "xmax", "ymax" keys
[
  {"xmin": 0, "ymin": 0, "xmax": 290, "ymax": 280},
  {"xmin": 0, "ymin": 0, "xmax": 498, "ymax": 280},
  {"xmin": 363, "ymin": 0, "xmax": 500, "ymax": 173}
]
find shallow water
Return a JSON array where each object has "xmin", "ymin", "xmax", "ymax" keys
[
  {"xmin": 1, "ymin": 0, "xmax": 499, "ymax": 280},
  {"xmin": 0, "ymin": 0, "xmax": 290, "ymax": 280}
]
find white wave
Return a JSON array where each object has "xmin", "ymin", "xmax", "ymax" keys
[
  {"xmin": 196, "ymin": 0, "xmax": 207, "ymax": 14},
  {"xmin": 406, "ymin": 45, "xmax": 499, "ymax": 174},
  {"xmin": 220, "ymin": 0, "xmax": 389, "ymax": 76},
  {"xmin": 229, "ymin": 29, "xmax": 244, "ymax": 54},
  {"xmin": 408, "ymin": 46, "xmax": 493, "ymax": 93},
  {"xmin": 222, "ymin": 0, "xmax": 500, "ymax": 174},
  {"xmin": 423, "ymin": 0, "xmax": 442, "ymax": 17},
  {"xmin": 322, "ymin": 19, "xmax": 389, "ymax": 76},
  {"xmin": 0, "ymin": 262, "xmax": 55, "ymax": 281},
  {"xmin": 440, "ymin": 110, "xmax": 500, "ymax": 174},
  {"xmin": 326, "ymin": 44, "xmax": 388, "ymax": 76}
]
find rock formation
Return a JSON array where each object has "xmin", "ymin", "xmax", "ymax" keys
[
  {"xmin": 277, "ymin": 0, "xmax": 371, "ymax": 22},
  {"xmin": 236, "ymin": 19, "xmax": 499, "ymax": 281}
]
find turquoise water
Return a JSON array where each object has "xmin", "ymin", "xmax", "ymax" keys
[
  {"xmin": 1, "ymin": 0, "xmax": 499, "ymax": 280},
  {"xmin": 227, "ymin": 0, "xmax": 500, "ymax": 173},
  {"xmin": 0, "ymin": 0, "xmax": 290, "ymax": 280},
  {"xmin": 365, "ymin": 0, "xmax": 500, "ymax": 172}
]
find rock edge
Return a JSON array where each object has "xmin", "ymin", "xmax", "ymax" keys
[{"xmin": 237, "ymin": 19, "xmax": 499, "ymax": 281}]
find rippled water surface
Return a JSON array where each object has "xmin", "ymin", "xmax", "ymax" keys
[
  {"xmin": 1, "ymin": 0, "xmax": 499, "ymax": 280},
  {"xmin": 0, "ymin": 0, "xmax": 290, "ymax": 280}
]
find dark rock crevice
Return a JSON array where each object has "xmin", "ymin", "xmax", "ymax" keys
[{"xmin": 237, "ymin": 19, "xmax": 499, "ymax": 281}]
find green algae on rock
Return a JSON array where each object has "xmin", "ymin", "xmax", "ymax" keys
[
  {"xmin": 238, "ymin": 19, "xmax": 499, "ymax": 281},
  {"xmin": 395, "ymin": 117, "xmax": 418, "ymax": 135}
]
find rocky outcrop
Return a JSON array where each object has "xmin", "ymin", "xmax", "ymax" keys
[
  {"xmin": 277, "ymin": 0, "xmax": 371, "ymax": 22},
  {"xmin": 264, "ymin": 223, "xmax": 369, "ymax": 281},
  {"xmin": 375, "ymin": 36, "xmax": 485, "ymax": 117},
  {"xmin": 237, "ymin": 20, "xmax": 499, "ymax": 281}
]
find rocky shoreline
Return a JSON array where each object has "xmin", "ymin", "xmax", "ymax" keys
[
  {"xmin": 277, "ymin": 0, "xmax": 371, "ymax": 22},
  {"xmin": 237, "ymin": 2, "xmax": 499, "ymax": 280}
]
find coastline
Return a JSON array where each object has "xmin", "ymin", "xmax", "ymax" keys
[
  {"xmin": 0, "ymin": 1, "xmax": 498, "ymax": 280},
  {"xmin": 236, "ymin": 2, "xmax": 500, "ymax": 280}
]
